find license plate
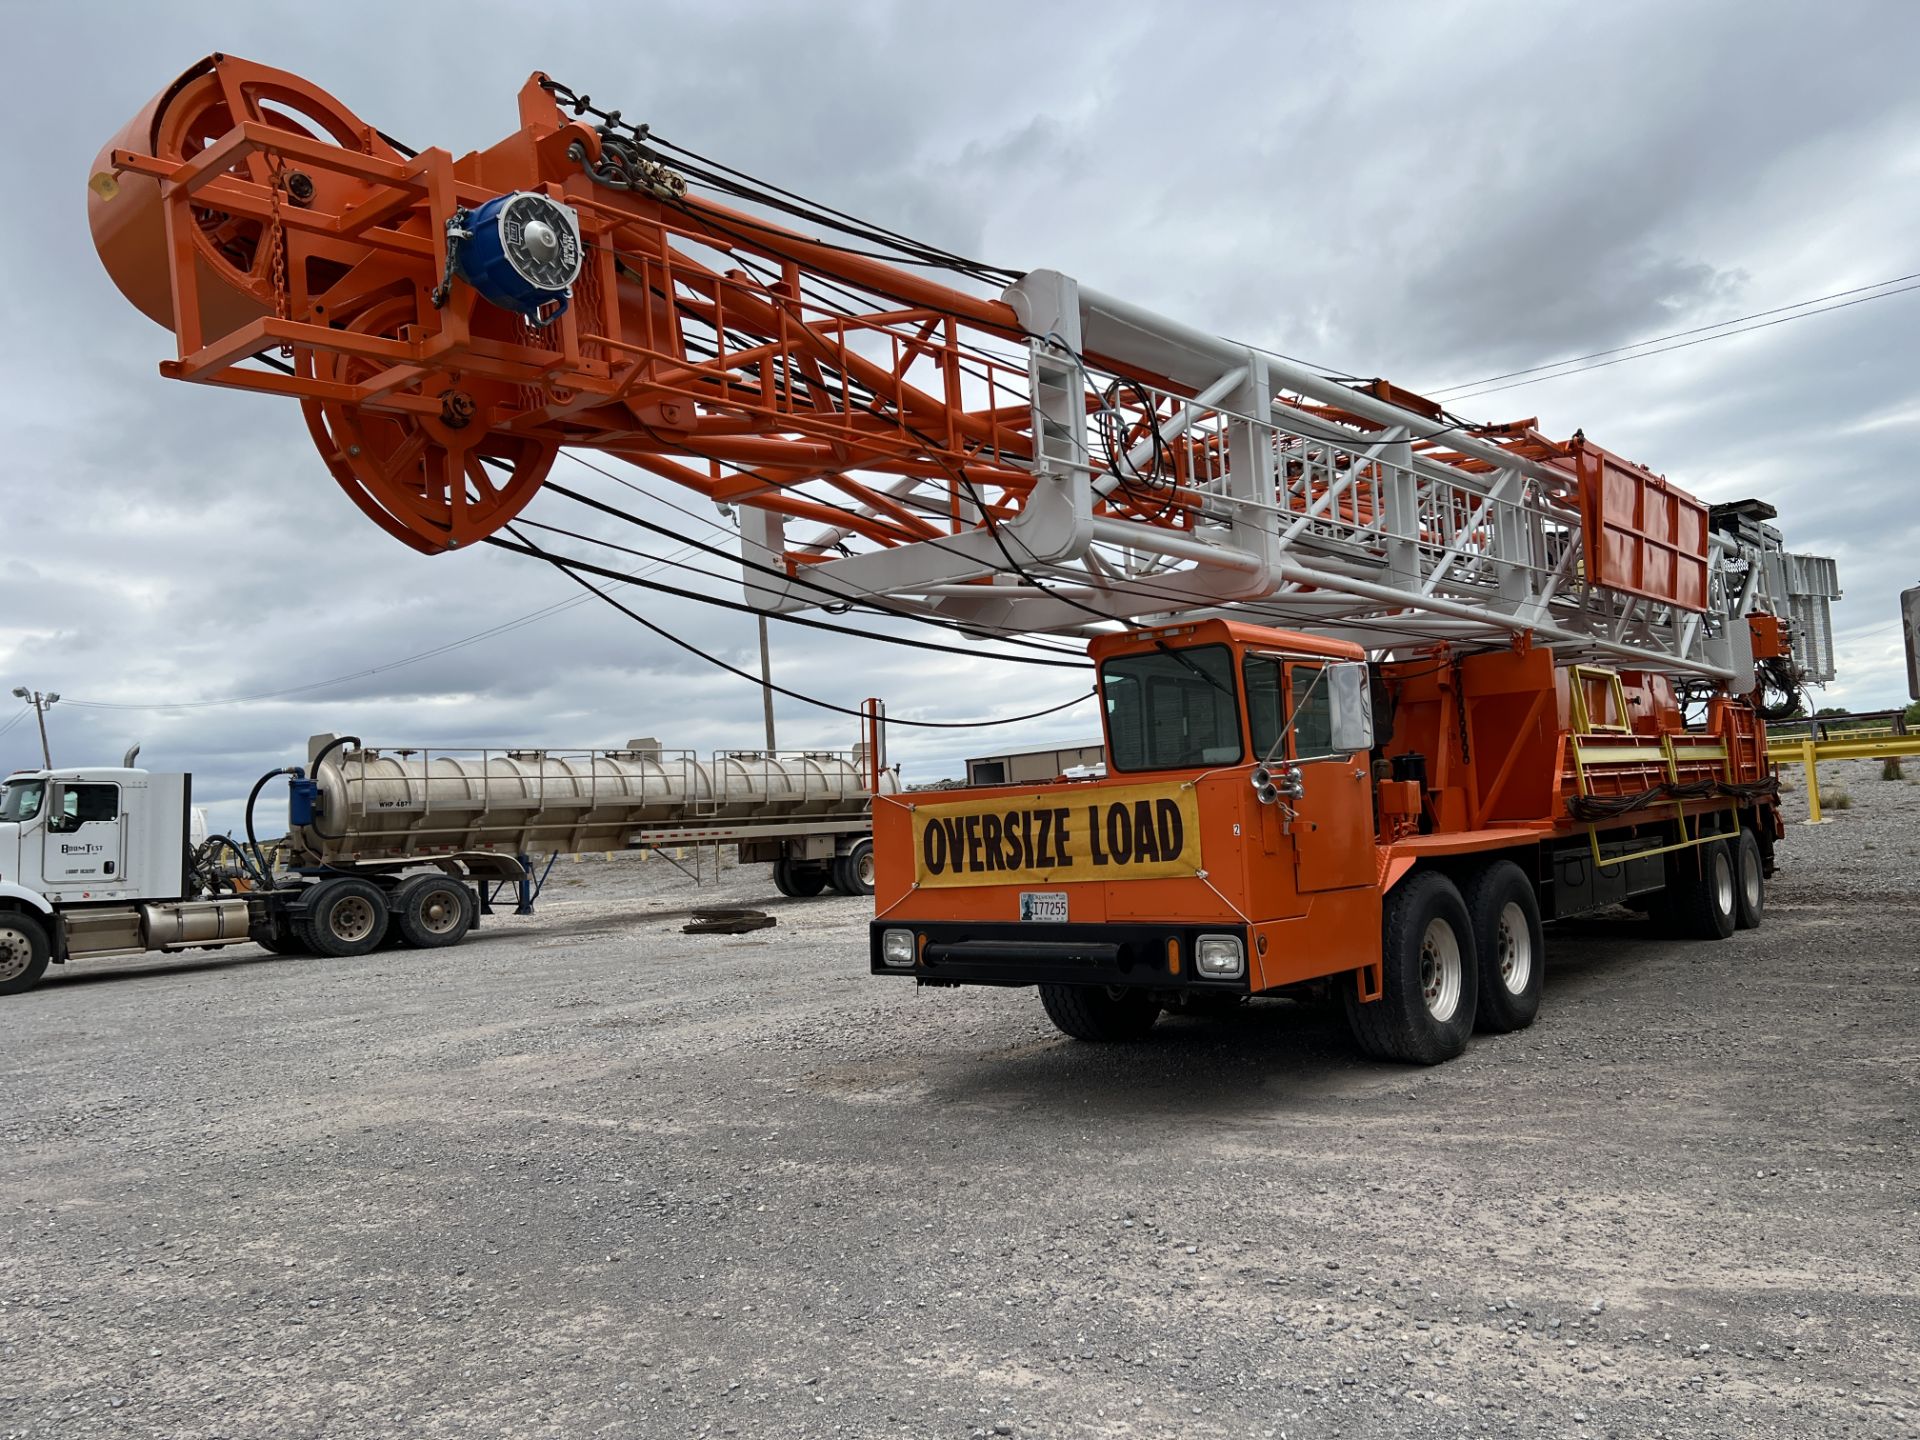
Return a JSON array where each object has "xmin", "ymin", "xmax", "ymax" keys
[{"xmin": 1019, "ymin": 891, "xmax": 1068, "ymax": 923}]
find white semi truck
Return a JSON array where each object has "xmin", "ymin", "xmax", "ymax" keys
[{"xmin": 0, "ymin": 733, "xmax": 895, "ymax": 995}]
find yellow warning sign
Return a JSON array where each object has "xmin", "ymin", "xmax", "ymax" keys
[{"xmin": 911, "ymin": 783, "xmax": 1202, "ymax": 889}]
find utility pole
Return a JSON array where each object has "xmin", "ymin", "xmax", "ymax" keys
[
  {"xmin": 756, "ymin": 615, "xmax": 778, "ymax": 751},
  {"xmin": 10, "ymin": 688, "xmax": 59, "ymax": 768}
]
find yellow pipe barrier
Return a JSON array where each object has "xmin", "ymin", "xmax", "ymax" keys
[{"xmin": 1765, "ymin": 733, "xmax": 1920, "ymax": 825}]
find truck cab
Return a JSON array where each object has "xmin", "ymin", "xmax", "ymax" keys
[
  {"xmin": 869, "ymin": 618, "xmax": 1383, "ymax": 1014},
  {"xmin": 0, "ymin": 766, "xmax": 193, "ymax": 907}
]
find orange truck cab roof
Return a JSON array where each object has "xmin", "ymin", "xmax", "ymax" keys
[{"xmin": 1087, "ymin": 618, "xmax": 1368, "ymax": 665}]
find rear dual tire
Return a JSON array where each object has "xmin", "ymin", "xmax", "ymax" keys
[
  {"xmin": 1734, "ymin": 828, "xmax": 1766, "ymax": 930},
  {"xmin": 1460, "ymin": 860, "xmax": 1544, "ymax": 1034},
  {"xmin": 1654, "ymin": 837, "xmax": 1738, "ymax": 940},
  {"xmin": 296, "ymin": 878, "xmax": 390, "ymax": 959}
]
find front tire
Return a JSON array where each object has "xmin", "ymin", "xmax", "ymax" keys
[
  {"xmin": 1733, "ymin": 829, "xmax": 1765, "ymax": 930},
  {"xmin": 1039, "ymin": 985, "xmax": 1161, "ymax": 1042},
  {"xmin": 1344, "ymin": 870, "xmax": 1478, "ymax": 1065},
  {"xmin": 297, "ymin": 878, "xmax": 391, "ymax": 959},
  {"xmin": 1460, "ymin": 860, "xmax": 1544, "ymax": 1034},
  {"xmin": 0, "ymin": 912, "xmax": 52, "ymax": 996}
]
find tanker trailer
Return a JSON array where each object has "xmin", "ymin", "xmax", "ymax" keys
[
  {"xmin": 0, "ymin": 732, "xmax": 898, "ymax": 995},
  {"xmin": 289, "ymin": 733, "xmax": 896, "ymax": 900}
]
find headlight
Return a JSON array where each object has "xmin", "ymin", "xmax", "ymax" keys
[
  {"xmin": 1194, "ymin": 934, "xmax": 1244, "ymax": 979},
  {"xmin": 881, "ymin": 928, "xmax": 916, "ymax": 968}
]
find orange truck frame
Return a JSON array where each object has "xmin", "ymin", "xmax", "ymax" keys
[{"xmin": 871, "ymin": 619, "xmax": 1778, "ymax": 1064}]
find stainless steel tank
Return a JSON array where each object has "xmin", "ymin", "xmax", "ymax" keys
[{"xmin": 289, "ymin": 735, "xmax": 898, "ymax": 863}]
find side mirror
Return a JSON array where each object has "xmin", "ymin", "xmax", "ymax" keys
[
  {"xmin": 1327, "ymin": 662, "xmax": 1376, "ymax": 752},
  {"xmin": 45, "ymin": 782, "xmax": 75, "ymax": 833}
]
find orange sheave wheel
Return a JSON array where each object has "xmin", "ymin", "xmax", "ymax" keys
[{"xmin": 300, "ymin": 301, "xmax": 557, "ymax": 553}]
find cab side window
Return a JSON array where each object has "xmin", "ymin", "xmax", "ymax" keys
[
  {"xmin": 1243, "ymin": 656, "xmax": 1285, "ymax": 757},
  {"xmin": 1289, "ymin": 666, "xmax": 1334, "ymax": 758},
  {"xmin": 51, "ymin": 783, "xmax": 119, "ymax": 832}
]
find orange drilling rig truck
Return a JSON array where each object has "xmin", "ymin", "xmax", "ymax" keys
[{"xmin": 86, "ymin": 56, "xmax": 1839, "ymax": 1063}]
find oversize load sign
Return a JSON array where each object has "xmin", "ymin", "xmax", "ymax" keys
[{"xmin": 913, "ymin": 783, "xmax": 1202, "ymax": 889}]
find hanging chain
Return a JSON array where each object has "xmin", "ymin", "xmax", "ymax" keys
[{"xmin": 264, "ymin": 155, "xmax": 293, "ymax": 356}]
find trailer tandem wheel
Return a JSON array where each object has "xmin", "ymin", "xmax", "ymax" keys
[
  {"xmin": 296, "ymin": 878, "xmax": 392, "ymax": 959},
  {"xmin": 831, "ymin": 838, "xmax": 876, "ymax": 897},
  {"xmin": 1343, "ymin": 870, "xmax": 1478, "ymax": 1065},
  {"xmin": 393, "ymin": 874, "xmax": 476, "ymax": 949},
  {"xmin": 1459, "ymin": 859, "xmax": 1545, "ymax": 1034},
  {"xmin": 772, "ymin": 859, "xmax": 829, "ymax": 897}
]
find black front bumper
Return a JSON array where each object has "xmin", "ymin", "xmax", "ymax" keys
[{"xmin": 869, "ymin": 920, "xmax": 1248, "ymax": 991}]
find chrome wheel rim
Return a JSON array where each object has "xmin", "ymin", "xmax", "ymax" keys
[
  {"xmin": 417, "ymin": 888, "xmax": 461, "ymax": 935},
  {"xmin": 0, "ymin": 929, "xmax": 32, "ymax": 983},
  {"xmin": 855, "ymin": 850, "xmax": 875, "ymax": 887},
  {"xmin": 1712, "ymin": 850, "xmax": 1735, "ymax": 917},
  {"xmin": 1419, "ymin": 916, "xmax": 1463, "ymax": 1021},
  {"xmin": 1496, "ymin": 900, "xmax": 1533, "ymax": 996},
  {"xmin": 329, "ymin": 895, "xmax": 377, "ymax": 943}
]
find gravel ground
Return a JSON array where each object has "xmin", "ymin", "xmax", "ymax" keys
[{"xmin": 3, "ymin": 762, "xmax": 1916, "ymax": 1439}]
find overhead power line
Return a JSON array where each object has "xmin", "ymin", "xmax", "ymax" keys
[
  {"xmin": 501, "ymin": 525, "xmax": 1094, "ymax": 731},
  {"xmin": 1432, "ymin": 268, "xmax": 1920, "ymax": 402}
]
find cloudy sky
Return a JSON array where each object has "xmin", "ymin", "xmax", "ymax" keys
[{"xmin": 4, "ymin": 0, "xmax": 1917, "ymax": 834}]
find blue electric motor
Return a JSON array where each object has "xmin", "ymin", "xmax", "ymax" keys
[{"xmin": 451, "ymin": 190, "xmax": 584, "ymax": 325}]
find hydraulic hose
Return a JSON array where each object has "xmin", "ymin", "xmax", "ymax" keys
[
  {"xmin": 197, "ymin": 832, "xmax": 266, "ymax": 891},
  {"xmin": 244, "ymin": 766, "xmax": 300, "ymax": 884},
  {"xmin": 303, "ymin": 735, "xmax": 362, "ymax": 840}
]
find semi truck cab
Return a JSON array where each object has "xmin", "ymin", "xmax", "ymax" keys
[{"xmin": 0, "ymin": 766, "xmax": 193, "ymax": 905}]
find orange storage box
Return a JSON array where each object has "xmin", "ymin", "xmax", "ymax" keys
[{"xmin": 1568, "ymin": 437, "xmax": 1708, "ymax": 611}]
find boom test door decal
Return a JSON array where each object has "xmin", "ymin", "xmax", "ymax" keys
[{"xmin": 912, "ymin": 784, "xmax": 1202, "ymax": 889}]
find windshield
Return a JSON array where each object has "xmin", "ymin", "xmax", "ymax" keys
[
  {"xmin": 1100, "ymin": 645, "xmax": 1244, "ymax": 771},
  {"xmin": 0, "ymin": 779, "xmax": 45, "ymax": 823}
]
